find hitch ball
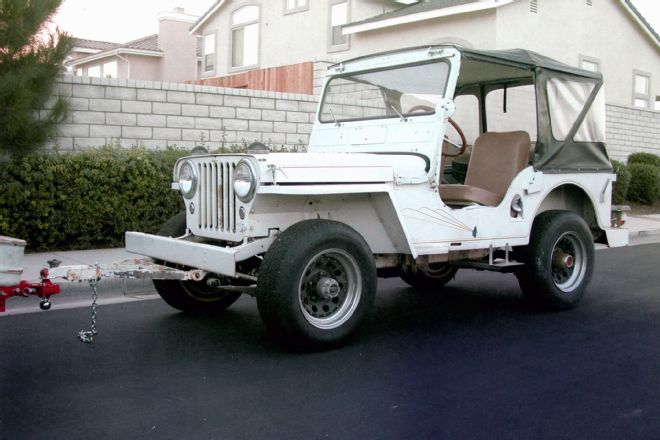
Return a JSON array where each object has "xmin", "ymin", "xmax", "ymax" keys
[{"xmin": 39, "ymin": 298, "xmax": 51, "ymax": 311}]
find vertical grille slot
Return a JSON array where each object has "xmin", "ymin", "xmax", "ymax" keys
[{"xmin": 196, "ymin": 159, "xmax": 238, "ymax": 233}]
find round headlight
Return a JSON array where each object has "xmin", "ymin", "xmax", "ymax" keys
[
  {"xmin": 233, "ymin": 160, "xmax": 257, "ymax": 202},
  {"xmin": 178, "ymin": 160, "xmax": 197, "ymax": 199}
]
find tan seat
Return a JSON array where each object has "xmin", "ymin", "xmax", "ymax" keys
[{"xmin": 439, "ymin": 131, "xmax": 531, "ymax": 207}]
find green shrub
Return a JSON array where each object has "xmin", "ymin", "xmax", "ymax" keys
[
  {"xmin": 611, "ymin": 160, "xmax": 631, "ymax": 205},
  {"xmin": 0, "ymin": 146, "xmax": 188, "ymax": 251},
  {"xmin": 627, "ymin": 163, "xmax": 660, "ymax": 205},
  {"xmin": 627, "ymin": 152, "xmax": 660, "ymax": 168}
]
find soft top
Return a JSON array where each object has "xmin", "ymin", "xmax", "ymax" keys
[
  {"xmin": 334, "ymin": 45, "xmax": 602, "ymax": 81},
  {"xmin": 330, "ymin": 45, "xmax": 611, "ymax": 174},
  {"xmin": 458, "ymin": 47, "xmax": 602, "ymax": 81}
]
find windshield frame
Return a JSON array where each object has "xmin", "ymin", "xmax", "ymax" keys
[{"xmin": 318, "ymin": 59, "xmax": 451, "ymax": 125}]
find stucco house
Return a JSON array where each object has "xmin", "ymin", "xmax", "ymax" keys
[
  {"xmin": 191, "ymin": 0, "xmax": 658, "ymax": 109},
  {"xmin": 188, "ymin": 0, "xmax": 658, "ymax": 159},
  {"xmin": 67, "ymin": 8, "xmax": 200, "ymax": 83}
]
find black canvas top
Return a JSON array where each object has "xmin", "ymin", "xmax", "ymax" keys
[
  {"xmin": 458, "ymin": 47, "xmax": 602, "ymax": 80},
  {"xmin": 336, "ymin": 45, "xmax": 602, "ymax": 81}
]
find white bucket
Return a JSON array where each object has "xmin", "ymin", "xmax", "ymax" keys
[{"xmin": 0, "ymin": 236, "xmax": 26, "ymax": 286}]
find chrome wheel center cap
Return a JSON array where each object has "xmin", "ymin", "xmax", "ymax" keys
[
  {"xmin": 553, "ymin": 252, "xmax": 574, "ymax": 269},
  {"xmin": 317, "ymin": 277, "xmax": 340, "ymax": 299}
]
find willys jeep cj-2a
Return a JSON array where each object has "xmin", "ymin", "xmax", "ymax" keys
[{"xmin": 69, "ymin": 45, "xmax": 627, "ymax": 350}]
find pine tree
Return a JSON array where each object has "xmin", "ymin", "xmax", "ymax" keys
[{"xmin": 0, "ymin": 0, "xmax": 73, "ymax": 157}]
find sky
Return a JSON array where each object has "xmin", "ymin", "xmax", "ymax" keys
[
  {"xmin": 52, "ymin": 0, "xmax": 211, "ymax": 42},
  {"xmin": 52, "ymin": 0, "xmax": 659, "ymax": 43}
]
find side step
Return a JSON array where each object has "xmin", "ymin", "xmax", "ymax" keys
[
  {"xmin": 451, "ymin": 258, "xmax": 524, "ymax": 273},
  {"xmin": 450, "ymin": 245, "xmax": 524, "ymax": 273}
]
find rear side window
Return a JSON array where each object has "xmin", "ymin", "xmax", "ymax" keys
[
  {"xmin": 485, "ymin": 85, "xmax": 537, "ymax": 140},
  {"xmin": 547, "ymin": 78, "xmax": 604, "ymax": 142}
]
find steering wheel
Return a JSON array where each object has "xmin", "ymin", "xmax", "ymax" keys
[{"xmin": 408, "ymin": 105, "xmax": 467, "ymax": 157}]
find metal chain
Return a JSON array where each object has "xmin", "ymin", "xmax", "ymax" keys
[{"xmin": 78, "ymin": 277, "xmax": 99, "ymax": 343}]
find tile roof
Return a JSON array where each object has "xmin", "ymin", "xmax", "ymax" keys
[
  {"xmin": 73, "ymin": 38, "xmax": 119, "ymax": 51},
  {"xmin": 121, "ymin": 34, "xmax": 161, "ymax": 52},
  {"xmin": 67, "ymin": 34, "xmax": 162, "ymax": 67},
  {"xmin": 72, "ymin": 35, "xmax": 161, "ymax": 54}
]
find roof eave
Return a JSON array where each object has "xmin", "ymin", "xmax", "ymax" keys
[
  {"xmin": 66, "ymin": 48, "xmax": 164, "ymax": 67},
  {"xmin": 189, "ymin": 0, "xmax": 225, "ymax": 34},
  {"xmin": 343, "ymin": 0, "xmax": 513, "ymax": 35},
  {"xmin": 72, "ymin": 47, "xmax": 102, "ymax": 54},
  {"xmin": 619, "ymin": 0, "xmax": 660, "ymax": 48}
]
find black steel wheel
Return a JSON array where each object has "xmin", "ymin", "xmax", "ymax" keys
[
  {"xmin": 256, "ymin": 220, "xmax": 376, "ymax": 351},
  {"xmin": 517, "ymin": 210, "xmax": 595, "ymax": 310},
  {"xmin": 152, "ymin": 212, "xmax": 241, "ymax": 314}
]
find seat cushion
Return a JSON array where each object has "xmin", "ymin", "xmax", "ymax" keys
[{"xmin": 439, "ymin": 184, "xmax": 502, "ymax": 207}]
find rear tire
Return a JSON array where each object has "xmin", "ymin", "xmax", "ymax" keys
[
  {"xmin": 152, "ymin": 212, "xmax": 241, "ymax": 314},
  {"xmin": 517, "ymin": 210, "xmax": 594, "ymax": 310},
  {"xmin": 256, "ymin": 220, "xmax": 377, "ymax": 351}
]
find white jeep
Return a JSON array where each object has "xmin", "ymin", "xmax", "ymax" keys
[{"xmin": 126, "ymin": 46, "xmax": 627, "ymax": 350}]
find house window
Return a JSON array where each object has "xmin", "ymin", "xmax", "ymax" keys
[
  {"xmin": 75, "ymin": 68, "xmax": 83, "ymax": 76},
  {"xmin": 88, "ymin": 65, "xmax": 101, "ymax": 78},
  {"xmin": 633, "ymin": 71, "xmax": 651, "ymax": 109},
  {"xmin": 231, "ymin": 5, "xmax": 259, "ymax": 69},
  {"xmin": 204, "ymin": 33, "xmax": 216, "ymax": 73},
  {"xmin": 329, "ymin": 0, "xmax": 349, "ymax": 51},
  {"xmin": 579, "ymin": 55, "xmax": 600, "ymax": 73},
  {"xmin": 103, "ymin": 61, "xmax": 117, "ymax": 78},
  {"xmin": 285, "ymin": 0, "xmax": 308, "ymax": 14}
]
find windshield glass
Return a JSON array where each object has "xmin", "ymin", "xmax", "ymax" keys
[{"xmin": 319, "ymin": 61, "xmax": 450, "ymax": 123}]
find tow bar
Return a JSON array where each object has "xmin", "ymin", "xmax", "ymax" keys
[{"xmin": 1, "ymin": 258, "xmax": 209, "ymax": 343}]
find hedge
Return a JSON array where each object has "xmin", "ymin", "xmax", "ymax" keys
[
  {"xmin": 0, "ymin": 146, "xmax": 188, "ymax": 251},
  {"xmin": 627, "ymin": 163, "xmax": 660, "ymax": 205},
  {"xmin": 627, "ymin": 152, "xmax": 660, "ymax": 168},
  {"xmin": 611, "ymin": 160, "xmax": 631, "ymax": 205}
]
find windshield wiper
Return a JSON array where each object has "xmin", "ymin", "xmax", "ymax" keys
[{"xmin": 329, "ymin": 108, "xmax": 341, "ymax": 126}]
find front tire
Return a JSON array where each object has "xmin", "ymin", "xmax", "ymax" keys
[
  {"xmin": 517, "ymin": 210, "xmax": 595, "ymax": 310},
  {"xmin": 152, "ymin": 212, "xmax": 241, "ymax": 314},
  {"xmin": 256, "ymin": 220, "xmax": 377, "ymax": 351}
]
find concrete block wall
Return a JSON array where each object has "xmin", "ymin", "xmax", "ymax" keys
[
  {"xmin": 47, "ymin": 75, "xmax": 319, "ymax": 151},
  {"xmin": 605, "ymin": 105, "xmax": 660, "ymax": 162},
  {"xmin": 312, "ymin": 60, "xmax": 334, "ymax": 97},
  {"xmin": 46, "ymin": 75, "xmax": 658, "ymax": 161}
]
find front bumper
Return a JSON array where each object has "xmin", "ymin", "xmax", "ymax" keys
[{"xmin": 125, "ymin": 232, "xmax": 275, "ymax": 278}]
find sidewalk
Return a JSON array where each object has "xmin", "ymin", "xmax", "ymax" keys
[
  {"xmin": 624, "ymin": 213, "xmax": 660, "ymax": 245},
  {"xmin": 4, "ymin": 213, "xmax": 659, "ymax": 315}
]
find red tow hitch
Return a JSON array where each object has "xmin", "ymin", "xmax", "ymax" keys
[{"xmin": 0, "ymin": 268, "xmax": 61, "ymax": 312}]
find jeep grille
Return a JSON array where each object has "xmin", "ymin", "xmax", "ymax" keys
[{"xmin": 197, "ymin": 159, "xmax": 238, "ymax": 233}]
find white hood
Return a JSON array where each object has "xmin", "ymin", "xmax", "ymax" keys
[{"xmin": 255, "ymin": 152, "xmax": 428, "ymax": 184}]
